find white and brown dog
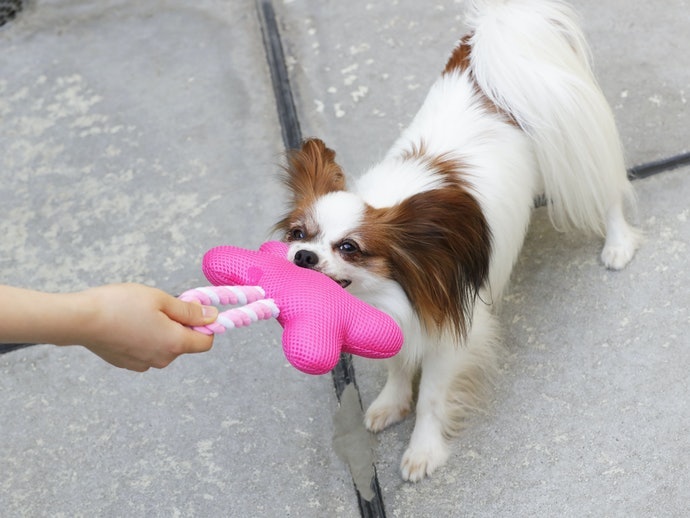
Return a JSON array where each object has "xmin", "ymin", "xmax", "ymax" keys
[{"xmin": 276, "ymin": 0, "xmax": 640, "ymax": 481}]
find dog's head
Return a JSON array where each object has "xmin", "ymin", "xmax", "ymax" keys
[{"xmin": 274, "ymin": 138, "xmax": 492, "ymax": 338}]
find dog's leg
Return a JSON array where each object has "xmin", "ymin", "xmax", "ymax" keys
[
  {"xmin": 401, "ymin": 308, "xmax": 499, "ymax": 482},
  {"xmin": 400, "ymin": 345, "xmax": 456, "ymax": 482},
  {"xmin": 601, "ymin": 200, "xmax": 641, "ymax": 270},
  {"xmin": 364, "ymin": 355, "xmax": 414, "ymax": 433}
]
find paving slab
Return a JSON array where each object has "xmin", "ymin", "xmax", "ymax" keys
[{"xmin": 0, "ymin": 2, "xmax": 358, "ymax": 516}]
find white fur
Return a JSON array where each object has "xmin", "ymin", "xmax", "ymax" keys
[
  {"xmin": 286, "ymin": 0, "xmax": 639, "ymax": 481},
  {"xmin": 467, "ymin": 0, "xmax": 638, "ymax": 242}
]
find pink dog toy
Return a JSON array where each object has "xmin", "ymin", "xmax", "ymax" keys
[{"xmin": 179, "ymin": 241, "xmax": 403, "ymax": 375}]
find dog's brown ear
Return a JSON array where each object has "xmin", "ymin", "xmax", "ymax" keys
[
  {"xmin": 365, "ymin": 184, "xmax": 492, "ymax": 339},
  {"xmin": 282, "ymin": 138, "xmax": 346, "ymax": 205}
]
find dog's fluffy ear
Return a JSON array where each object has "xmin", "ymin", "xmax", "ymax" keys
[
  {"xmin": 274, "ymin": 138, "xmax": 346, "ymax": 236},
  {"xmin": 365, "ymin": 185, "xmax": 492, "ymax": 339},
  {"xmin": 281, "ymin": 138, "xmax": 346, "ymax": 205}
]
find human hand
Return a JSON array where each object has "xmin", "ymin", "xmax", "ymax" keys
[{"xmin": 75, "ymin": 284, "xmax": 218, "ymax": 372}]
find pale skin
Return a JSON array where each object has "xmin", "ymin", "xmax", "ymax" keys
[{"xmin": 0, "ymin": 283, "xmax": 219, "ymax": 372}]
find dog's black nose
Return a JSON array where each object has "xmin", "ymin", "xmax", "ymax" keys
[{"xmin": 294, "ymin": 249, "xmax": 319, "ymax": 269}]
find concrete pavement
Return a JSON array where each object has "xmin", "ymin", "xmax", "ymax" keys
[{"xmin": 1, "ymin": 1, "xmax": 688, "ymax": 516}]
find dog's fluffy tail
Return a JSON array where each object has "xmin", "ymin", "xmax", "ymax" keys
[{"xmin": 467, "ymin": 0, "xmax": 633, "ymax": 235}]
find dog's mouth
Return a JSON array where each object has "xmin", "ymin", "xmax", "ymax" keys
[
  {"xmin": 301, "ymin": 264, "xmax": 352, "ymax": 289},
  {"xmin": 335, "ymin": 278, "xmax": 352, "ymax": 289},
  {"xmin": 321, "ymin": 270, "xmax": 351, "ymax": 288}
]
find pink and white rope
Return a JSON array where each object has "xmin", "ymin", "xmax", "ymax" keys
[{"xmin": 179, "ymin": 286, "xmax": 280, "ymax": 335}]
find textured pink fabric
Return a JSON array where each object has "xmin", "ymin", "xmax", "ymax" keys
[{"xmin": 201, "ymin": 241, "xmax": 404, "ymax": 375}]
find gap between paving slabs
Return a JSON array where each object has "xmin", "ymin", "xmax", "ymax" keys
[
  {"xmin": 255, "ymin": 1, "xmax": 387, "ymax": 516},
  {"xmin": 0, "ymin": 0, "xmax": 22, "ymax": 28}
]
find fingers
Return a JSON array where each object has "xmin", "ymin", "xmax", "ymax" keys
[
  {"xmin": 152, "ymin": 294, "xmax": 216, "ymax": 356},
  {"xmin": 163, "ymin": 297, "xmax": 217, "ymax": 354},
  {"xmin": 163, "ymin": 295, "xmax": 219, "ymax": 327},
  {"xmin": 179, "ymin": 328, "xmax": 215, "ymax": 354}
]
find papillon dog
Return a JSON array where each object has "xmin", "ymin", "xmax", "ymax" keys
[{"xmin": 275, "ymin": 0, "xmax": 640, "ymax": 482}]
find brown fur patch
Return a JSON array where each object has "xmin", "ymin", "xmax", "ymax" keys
[
  {"xmin": 401, "ymin": 141, "xmax": 466, "ymax": 184},
  {"xmin": 275, "ymin": 138, "xmax": 346, "ymax": 235},
  {"xmin": 357, "ymin": 167, "xmax": 492, "ymax": 339},
  {"xmin": 443, "ymin": 35, "xmax": 473, "ymax": 75},
  {"xmin": 442, "ymin": 34, "xmax": 517, "ymax": 125}
]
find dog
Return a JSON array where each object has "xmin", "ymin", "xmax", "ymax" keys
[{"xmin": 275, "ymin": 0, "xmax": 640, "ymax": 482}]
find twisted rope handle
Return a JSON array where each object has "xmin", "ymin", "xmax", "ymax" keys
[{"xmin": 179, "ymin": 286, "xmax": 280, "ymax": 335}]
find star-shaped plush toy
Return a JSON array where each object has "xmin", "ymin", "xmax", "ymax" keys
[{"xmin": 179, "ymin": 241, "xmax": 403, "ymax": 375}]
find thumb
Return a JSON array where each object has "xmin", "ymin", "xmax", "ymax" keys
[{"xmin": 164, "ymin": 297, "xmax": 219, "ymax": 327}]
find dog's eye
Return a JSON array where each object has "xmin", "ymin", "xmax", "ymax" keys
[
  {"xmin": 289, "ymin": 228, "xmax": 305, "ymax": 241},
  {"xmin": 338, "ymin": 239, "xmax": 360, "ymax": 254}
]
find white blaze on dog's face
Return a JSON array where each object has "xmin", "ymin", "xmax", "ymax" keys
[
  {"xmin": 287, "ymin": 191, "xmax": 392, "ymax": 291},
  {"xmin": 274, "ymin": 138, "xmax": 389, "ymax": 292},
  {"xmin": 284, "ymin": 190, "xmax": 368, "ymax": 290}
]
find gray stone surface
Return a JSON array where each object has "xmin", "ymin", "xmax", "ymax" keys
[{"xmin": 2, "ymin": 0, "xmax": 689, "ymax": 516}]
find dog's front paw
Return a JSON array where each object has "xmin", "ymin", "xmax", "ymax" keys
[
  {"xmin": 601, "ymin": 223, "xmax": 641, "ymax": 270},
  {"xmin": 400, "ymin": 436, "xmax": 449, "ymax": 482},
  {"xmin": 364, "ymin": 398, "xmax": 411, "ymax": 433}
]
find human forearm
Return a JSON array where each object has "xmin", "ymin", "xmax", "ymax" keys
[
  {"xmin": 0, "ymin": 283, "xmax": 218, "ymax": 371},
  {"xmin": 0, "ymin": 285, "xmax": 91, "ymax": 345}
]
